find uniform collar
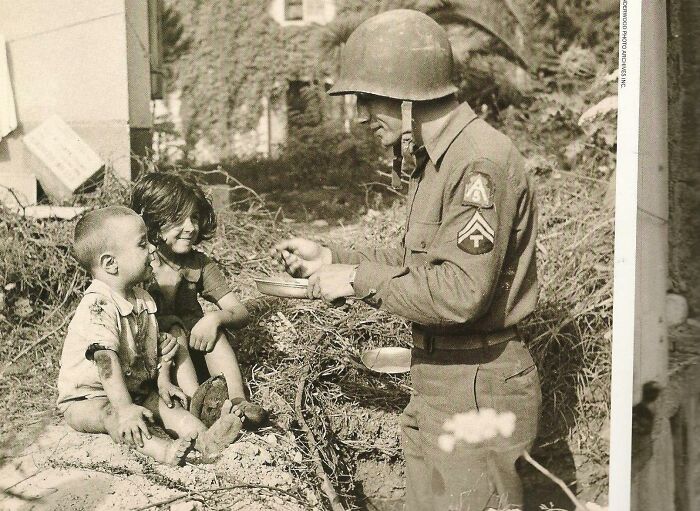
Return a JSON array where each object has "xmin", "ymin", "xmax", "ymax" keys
[
  {"xmin": 420, "ymin": 102, "xmax": 478, "ymax": 167},
  {"xmin": 85, "ymin": 279, "xmax": 155, "ymax": 317}
]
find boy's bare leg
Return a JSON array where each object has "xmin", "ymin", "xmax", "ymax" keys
[
  {"xmin": 145, "ymin": 392, "xmax": 244, "ymax": 462},
  {"xmin": 204, "ymin": 331, "xmax": 246, "ymax": 400},
  {"xmin": 64, "ymin": 398, "xmax": 194, "ymax": 465},
  {"xmin": 170, "ymin": 329, "xmax": 200, "ymax": 399}
]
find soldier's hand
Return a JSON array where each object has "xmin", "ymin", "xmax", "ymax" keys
[
  {"xmin": 270, "ymin": 238, "xmax": 332, "ymax": 277},
  {"xmin": 307, "ymin": 264, "xmax": 355, "ymax": 303}
]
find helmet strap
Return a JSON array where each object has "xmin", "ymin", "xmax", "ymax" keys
[
  {"xmin": 392, "ymin": 143, "xmax": 403, "ymax": 190},
  {"xmin": 391, "ymin": 101, "xmax": 415, "ymax": 190}
]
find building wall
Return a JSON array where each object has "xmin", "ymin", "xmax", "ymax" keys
[
  {"xmin": 268, "ymin": 0, "xmax": 336, "ymax": 26},
  {"xmin": 0, "ymin": 0, "xmax": 152, "ymax": 187}
]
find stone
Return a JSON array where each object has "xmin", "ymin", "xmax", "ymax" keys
[
  {"xmin": 170, "ymin": 501, "xmax": 203, "ymax": 511},
  {"xmin": 666, "ymin": 293, "xmax": 689, "ymax": 327}
]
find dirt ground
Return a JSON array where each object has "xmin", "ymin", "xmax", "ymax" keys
[{"xmin": 0, "ymin": 424, "xmax": 315, "ymax": 511}]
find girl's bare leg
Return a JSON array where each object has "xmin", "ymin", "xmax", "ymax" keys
[{"xmin": 204, "ymin": 331, "xmax": 246, "ymax": 400}]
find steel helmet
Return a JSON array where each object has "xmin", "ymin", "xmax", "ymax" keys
[{"xmin": 328, "ymin": 9, "xmax": 458, "ymax": 101}]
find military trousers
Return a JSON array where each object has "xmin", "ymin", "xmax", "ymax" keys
[{"xmin": 401, "ymin": 338, "xmax": 542, "ymax": 511}]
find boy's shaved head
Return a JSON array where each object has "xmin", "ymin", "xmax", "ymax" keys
[{"xmin": 73, "ymin": 206, "xmax": 140, "ymax": 271}]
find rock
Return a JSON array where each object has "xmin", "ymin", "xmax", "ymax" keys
[
  {"xmin": 170, "ymin": 500, "xmax": 203, "ymax": 511},
  {"xmin": 257, "ymin": 447, "xmax": 273, "ymax": 465},
  {"xmin": 364, "ymin": 209, "xmax": 381, "ymax": 220},
  {"xmin": 666, "ymin": 293, "xmax": 688, "ymax": 327},
  {"xmin": 13, "ymin": 297, "xmax": 33, "ymax": 318},
  {"xmin": 264, "ymin": 433, "xmax": 278, "ymax": 446}
]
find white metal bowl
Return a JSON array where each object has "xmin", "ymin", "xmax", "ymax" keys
[
  {"xmin": 360, "ymin": 347, "xmax": 411, "ymax": 374},
  {"xmin": 254, "ymin": 276, "xmax": 309, "ymax": 298}
]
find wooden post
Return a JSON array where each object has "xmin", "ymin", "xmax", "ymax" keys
[
  {"xmin": 635, "ymin": 0, "xmax": 669, "ymax": 397},
  {"xmin": 629, "ymin": 1, "xmax": 673, "ymax": 509}
]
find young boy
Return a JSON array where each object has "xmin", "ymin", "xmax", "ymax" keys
[{"xmin": 57, "ymin": 206, "xmax": 243, "ymax": 465}]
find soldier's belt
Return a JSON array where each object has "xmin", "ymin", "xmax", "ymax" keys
[{"xmin": 412, "ymin": 326, "xmax": 518, "ymax": 352}]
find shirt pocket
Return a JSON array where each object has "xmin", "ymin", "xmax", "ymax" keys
[{"xmin": 404, "ymin": 221, "xmax": 441, "ymax": 264}]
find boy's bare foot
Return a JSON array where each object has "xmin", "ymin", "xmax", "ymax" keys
[
  {"xmin": 162, "ymin": 433, "xmax": 196, "ymax": 466},
  {"xmin": 230, "ymin": 397, "xmax": 269, "ymax": 429},
  {"xmin": 195, "ymin": 400, "xmax": 243, "ymax": 462}
]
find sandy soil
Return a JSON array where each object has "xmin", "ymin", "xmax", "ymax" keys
[{"xmin": 0, "ymin": 424, "xmax": 318, "ymax": 511}]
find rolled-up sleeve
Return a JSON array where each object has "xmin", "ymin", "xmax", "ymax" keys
[
  {"xmin": 350, "ymin": 159, "xmax": 518, "ymax": 327},
  {"xmin": 78, "ymin": 295, "xmax": 121, "ymax": 359},
  {"xmin": 200, "ymin": 255, "xmax": 231, "ymax": 303}
]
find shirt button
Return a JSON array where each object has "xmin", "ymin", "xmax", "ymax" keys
[{"xmin": 420, "ymin": 241, "xmax": 426, "ymax": 249}]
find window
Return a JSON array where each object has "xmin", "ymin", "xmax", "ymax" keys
[{"xmin": 285, "ymin": 0, "xmax": 303, "ymax": 21}]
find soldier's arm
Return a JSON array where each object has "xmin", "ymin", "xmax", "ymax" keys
[
  {"xmin": 351, "ymin": 159, "xmax": 521, "ymax": 327},
  {"xmin": 327, "ymin": 244, "xmax": 404, "ymax": 267}
]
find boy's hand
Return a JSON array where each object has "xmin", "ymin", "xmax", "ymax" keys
[
  {"xmin": 158, "ymin": 332, "xmax": 179, "ymax": 363},
  {"xmin": 189, "ymin": 315, "xmax": 220, "ymax": 352},
  {"xmin": 159, "ymin": 382, "xmax": 188, "ymax": 409},
  {"xmin": 115, "ymin": 404, "xmax": 154, "ymax": 448},
  {"xmin": 169, "ymin": 324, "xmax": 188, "ymax": 343}
]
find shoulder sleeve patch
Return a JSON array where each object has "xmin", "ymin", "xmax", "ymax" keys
[{"xmin": 462, "ymin": 171, "xmax": 494, "ymax": 208}]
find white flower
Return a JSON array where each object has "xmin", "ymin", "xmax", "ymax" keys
[
  {"xmin": 437, "ymin": 434, "xmax": 457, "ymax": 453},
  {"xmin": 495, "ymin": 411, "xmax": 516, "ymax": 438},
  {"xmin": 439, "ymin": 409, "xmax": 518, "ymax": 452}
]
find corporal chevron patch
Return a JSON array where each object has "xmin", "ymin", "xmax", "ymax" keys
[{"xmin": 457, "ymin": 211, "xmax": 495, "ymax": 254}]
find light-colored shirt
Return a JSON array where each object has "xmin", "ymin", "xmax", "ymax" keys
[{"xmin": 56, "ymin": 279, "xmax": 159, "ymax": 412}]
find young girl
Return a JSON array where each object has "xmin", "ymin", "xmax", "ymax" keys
[{"xmin": 131, "ymin": 172, "xmax": 267, "ymax": 428}]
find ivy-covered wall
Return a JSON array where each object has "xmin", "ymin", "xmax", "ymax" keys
[{"xmin": 172, "ymin": 0, "xmax": 330, "ymax": 158}]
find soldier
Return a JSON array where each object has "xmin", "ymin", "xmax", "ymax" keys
[{"xmin": 272, "ymin": 9, "xmax": 541, "ymax": 511}]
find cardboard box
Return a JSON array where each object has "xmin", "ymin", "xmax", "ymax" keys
[{"xmin": 23, "ymin": 115, "xmax": 104, "ymax": 202}]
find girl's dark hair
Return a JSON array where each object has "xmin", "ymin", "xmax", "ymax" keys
[{"xmin": 130, "ymin": 172, "xmax": 217, "ymax": 245}]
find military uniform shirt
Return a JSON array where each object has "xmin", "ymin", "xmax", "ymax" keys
[{"xmin": 330, "ymin": 102, "xmax": 538, "ymax": 334}]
